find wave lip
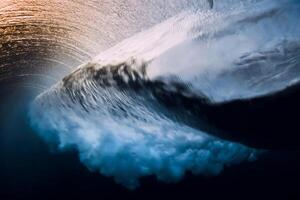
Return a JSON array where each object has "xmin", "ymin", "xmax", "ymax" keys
[{"xmin": 29, "ymin": 0, "xmax": 300, "ymax": 188}]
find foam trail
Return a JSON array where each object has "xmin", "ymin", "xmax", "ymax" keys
[{"xmin": 29, "ymin": 0, "xmax": 300, "ymax": 189}]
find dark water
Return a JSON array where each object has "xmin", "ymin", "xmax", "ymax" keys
[{"xmin": 1, "ymin": 89, "xmax": 300, "ymax": 200}]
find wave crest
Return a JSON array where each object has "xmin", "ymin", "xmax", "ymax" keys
[{"xmin": 29, "ymin": 0, "xmax": 300, "ymax": 188}]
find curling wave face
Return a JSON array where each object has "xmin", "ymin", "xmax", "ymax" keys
[
  {"xmin": 30, "ymin": 60, "xmax": 257, "ymax": 188},
  {"xmin": 29, "ymin": 0, "xmax": 300, "ymax": 188}
]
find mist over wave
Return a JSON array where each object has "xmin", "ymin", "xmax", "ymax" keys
[{"xmin": 29, "ymin": 0, "xmax": 299, "ymax": 188}]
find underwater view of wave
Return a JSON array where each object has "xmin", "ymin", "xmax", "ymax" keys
[{"xmin": 29, "ymin": 0, "xmax": 300, "ymax": 189}]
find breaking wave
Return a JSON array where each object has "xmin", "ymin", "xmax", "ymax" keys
[{"xmin": 29, "ymin": 0, "xmax": 300, "ymax": 188}]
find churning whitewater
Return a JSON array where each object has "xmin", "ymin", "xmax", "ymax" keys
[{"xmin": 29, "ymin": 0, "xmax": 300, "ymax": 188}]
